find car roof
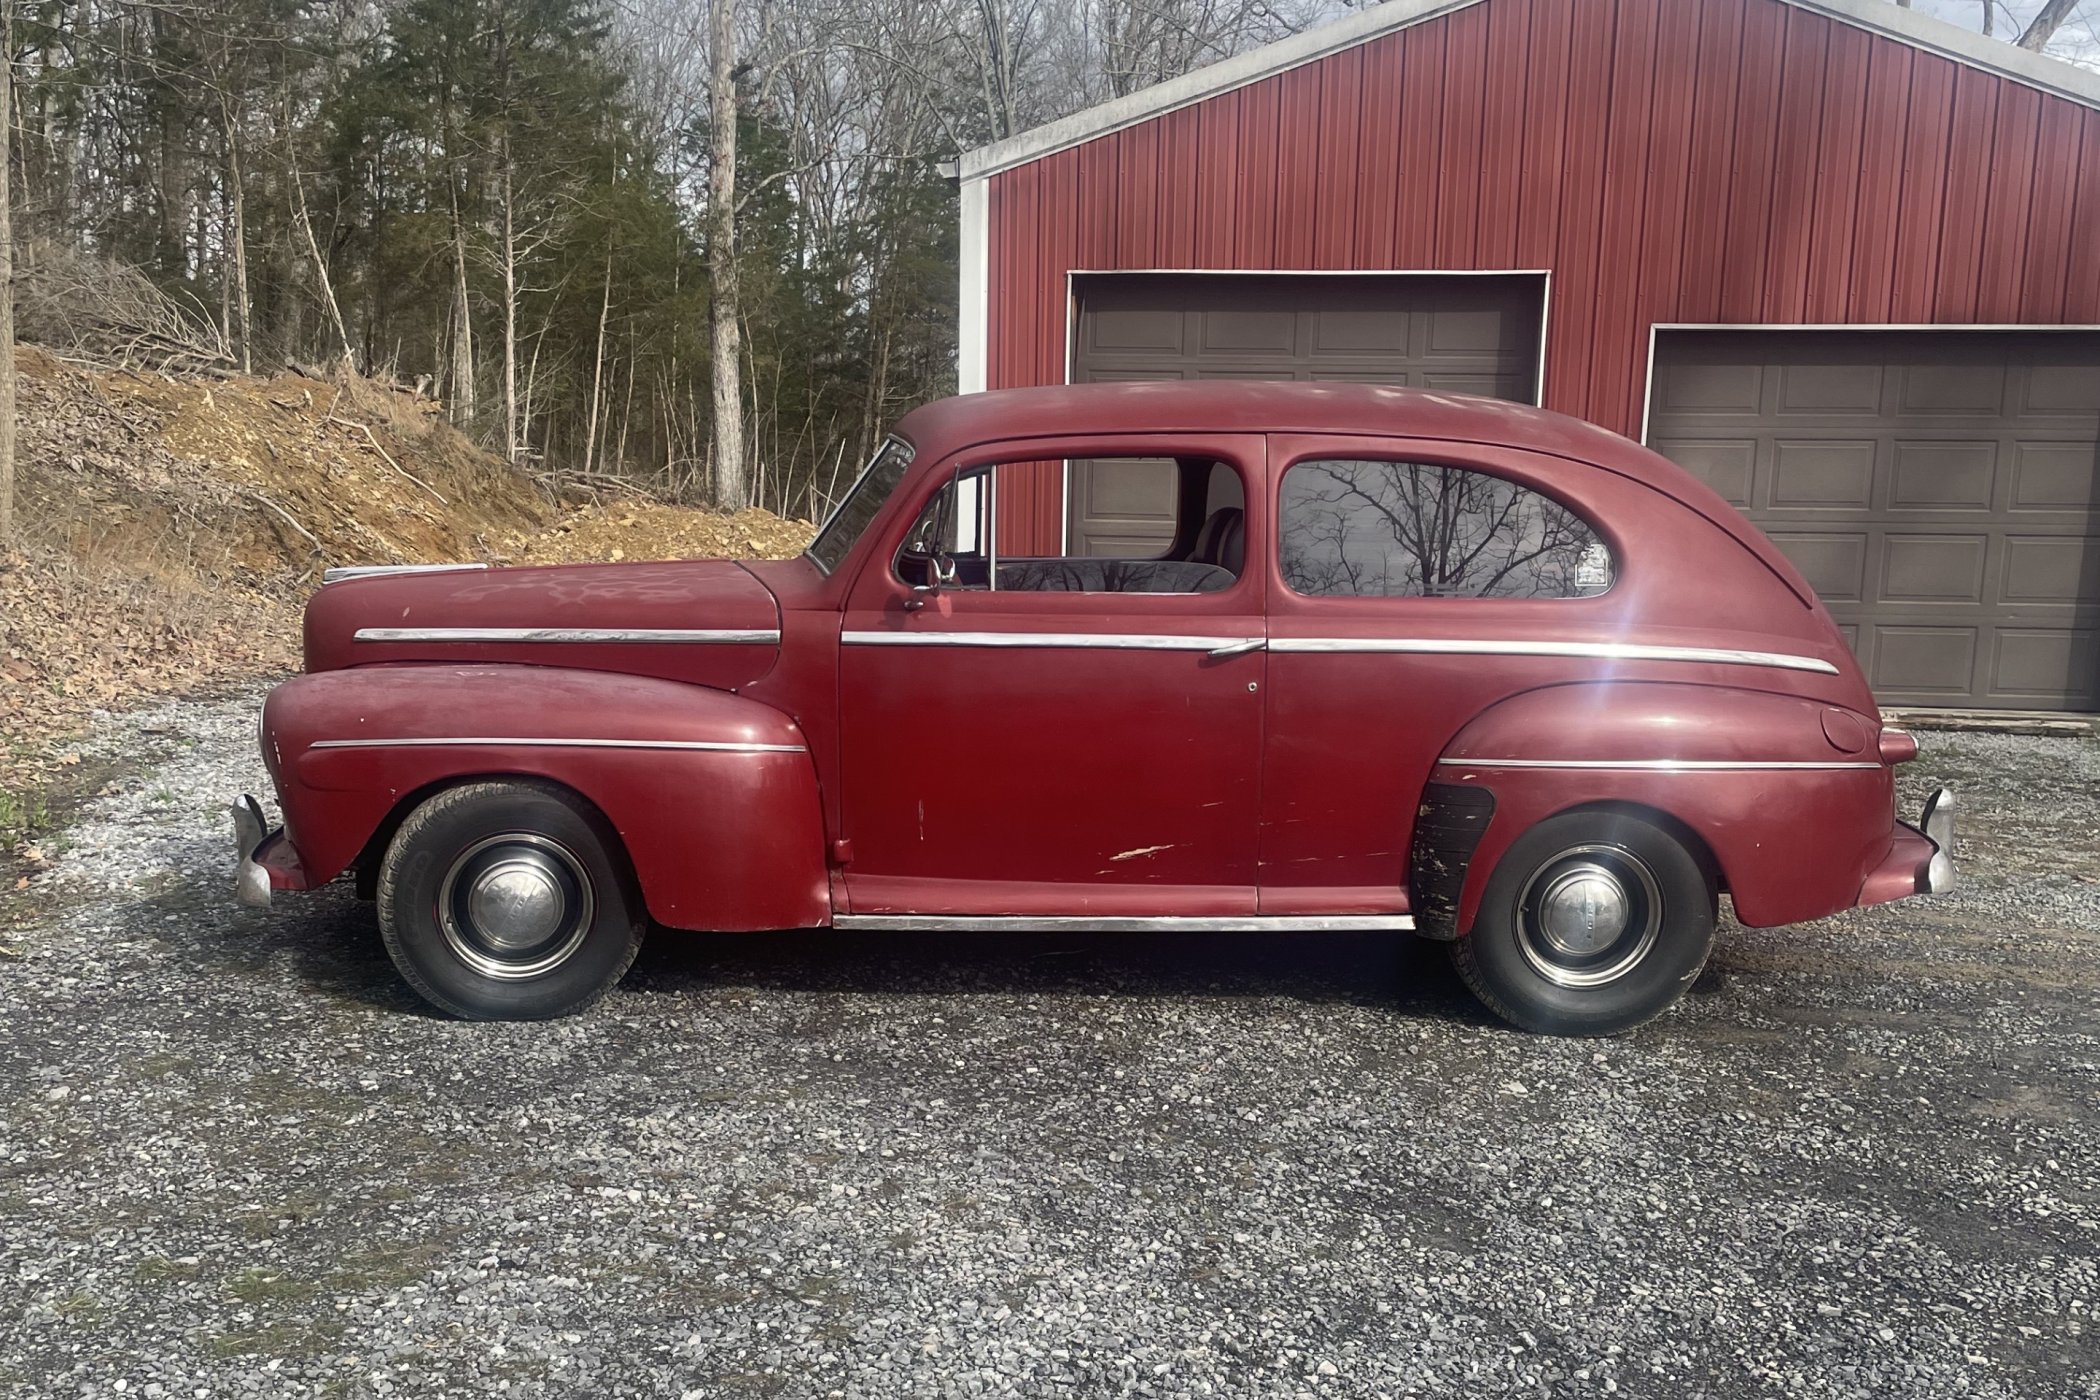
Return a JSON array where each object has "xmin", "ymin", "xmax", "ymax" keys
[
  {"xmin": 892, "ymin": 380, "xmax": 1818, "ymax": 608},
  {"xmin": 895, "ymin": 380, "xmax": 1638, "ymax": 465}
]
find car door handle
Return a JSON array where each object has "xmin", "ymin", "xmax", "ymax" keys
[{"xmin": 1206, "ymin": 638, "xmax": 1267, "ymax": 659}]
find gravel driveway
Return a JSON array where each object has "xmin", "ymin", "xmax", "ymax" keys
[{"xmin": 3, "ymin": 689, "xmax": 2096, "ymax": 1399}]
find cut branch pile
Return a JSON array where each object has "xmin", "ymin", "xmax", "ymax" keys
[{"xmin": 14, "ymin": 241, "xmax": 235, "ymax": 376}]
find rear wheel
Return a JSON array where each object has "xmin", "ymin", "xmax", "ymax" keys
[
  {"xmin": 376, "ymin": 780, "xmax": 646, "ymax": 1020},
  {"xmin": 1451, "ymin": 811, "xmax": 1714, "ymax": 1036}
]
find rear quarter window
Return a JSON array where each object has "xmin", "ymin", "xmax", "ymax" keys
[{"xmin": 1279, "ymin": 458, "xmax": 1615, "ymax": 600}]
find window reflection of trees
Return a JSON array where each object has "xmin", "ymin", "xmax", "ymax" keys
[{"xmin": 1280, "ymin": 460, "xmax": 1611, "ymax": 599}]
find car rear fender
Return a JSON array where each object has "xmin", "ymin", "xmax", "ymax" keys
[
  {"xmin": 1425, "ymin": 681, "xmax": 1896, "ymax": 933},
  {"xmin": 262, "ymin": 665, "xmax": 829, "ymax": 932}
]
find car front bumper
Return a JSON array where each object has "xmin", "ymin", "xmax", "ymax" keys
[
  {"xmin": 1857, "ymin": 786, "xmax": 1955, "ymax": 908},
  {"xmin": 231, "ymin": 795, "xmax": 310, "ymax": 910}
]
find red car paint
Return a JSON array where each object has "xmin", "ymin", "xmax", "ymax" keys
[{"xmin": 252, "ymin": 381, "xmax": 1937, "ymax": 934}]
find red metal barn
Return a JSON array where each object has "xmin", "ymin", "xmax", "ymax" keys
[{"xmin": 953, "ymin": 0, "xmax": 2100, "ymax": 712}]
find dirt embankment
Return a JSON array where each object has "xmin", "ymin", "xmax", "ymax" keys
[{"xmin": 0, "ymin": 348, "xmax": 813, "ymax": 849}]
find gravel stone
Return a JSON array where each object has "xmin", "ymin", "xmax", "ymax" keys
[{"xmin": 1, "ymin": 692, "xmax": 2096, "ymax": 1397}]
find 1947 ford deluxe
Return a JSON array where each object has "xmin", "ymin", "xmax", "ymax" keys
[{"xmin": 234, "ymin": 381, "xmax": 1953, "ymax": 1035}]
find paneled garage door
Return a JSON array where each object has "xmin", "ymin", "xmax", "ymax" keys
[
  {"xmin": 1649, "ymin": 330, "xmax": 2100, "ymax": 711},
  {"xmin": 1065, "ymin": 273, "xmax": 1544, "ymax": 556}
]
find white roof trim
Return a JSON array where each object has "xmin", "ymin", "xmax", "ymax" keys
[
  {"xmin": 958, "ymin": 0, "xmax": 2100, "ymax": 182},
  {"xmin": 1782, "ymin": 0, "xmax": 2100, "ymax": 110}
]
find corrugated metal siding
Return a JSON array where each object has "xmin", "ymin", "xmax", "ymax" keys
[{"xmin": 982, "ymin": 0, "xmax": 2100, "ymax": 550}]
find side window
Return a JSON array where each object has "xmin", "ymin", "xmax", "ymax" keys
[
  {"xmin": 900, "ymin": 455, "xmax": 1247, "ymax": 596},
  {"xmin": 1279, "ymin": 458, "xmax": 1614, "ymax": 600}
]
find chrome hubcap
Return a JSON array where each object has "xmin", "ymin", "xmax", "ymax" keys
[
  {"xmin": 438, "ymin": 833, "xmax": 594, "ymax": 980},
  {"xmin": 1535, "ymin": 864, "xmax": 1631, "ymax": 956},
  {"xmin": 467, "ymin": 858, "xmax": 567, "ymax": 949},
  {"xmin": 1516, "ymin": 844, "xmax": 1662, "ymax": 988}
]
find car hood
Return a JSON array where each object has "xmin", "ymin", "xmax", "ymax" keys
[{"xmin": 302, "ymin": 559, "xmax": 782, "ymax": 690}]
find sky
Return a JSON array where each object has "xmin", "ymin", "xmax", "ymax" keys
[{"xmin": 1907, "ymin": 0, "xmax": 2100, "ymax": 69}]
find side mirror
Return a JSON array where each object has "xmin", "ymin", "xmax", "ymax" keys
[{"xmin": 905, "ymin": 552, "xmax": 956, "ymax": 611}]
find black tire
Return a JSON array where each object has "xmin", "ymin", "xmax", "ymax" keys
[
  {"xmin": 1451, "ymin": 810, "xmax": 1715, "ymax": 1036},
  {"xmin": 376, "ymin": 780, "xmax": 646, "ymax": 1020}
]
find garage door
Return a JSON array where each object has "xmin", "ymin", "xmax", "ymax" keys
[
  {"xmin": 1648, "ymin": 330, "xmax": 2100, "ymax": 711},
  {"xmin": 1065, "ymin": 273, "xmax": 1544, "ymax": 556}
]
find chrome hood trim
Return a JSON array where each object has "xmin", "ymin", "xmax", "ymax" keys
[
  {"xmin": 353, "ymin": 627, "xmax": 779, "ymax": 645},
  {"xmin": 323, "ymin": 563, "xmax": 488, "ymax": 585},
  {"xmin": 308, "ymin": 735, "xmax": 804, "ymax": 754}
]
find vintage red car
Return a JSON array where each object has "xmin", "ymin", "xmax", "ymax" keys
[{"xmin": 235, "ymin": 381, "xmax": 1953, "ymax": 1034}]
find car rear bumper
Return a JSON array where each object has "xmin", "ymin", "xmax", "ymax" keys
[
  {"xmin": 231, "ymin": 795, "xmax": 311, "ymax": 910},
  {"xmin": 1856, "ymin": 786, "xmax": 1955, "ymax": 908}
]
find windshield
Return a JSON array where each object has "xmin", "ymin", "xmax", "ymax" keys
[{"xmin": 806, "ymin": 438, "xmax": 914, "ymax": 575}]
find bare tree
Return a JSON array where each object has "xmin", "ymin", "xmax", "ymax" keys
[
  {"xmin": 0, "ymin": 0, "xmax": 15, "ymax": 550},
  {"xmin": 2019, "ymin": 0, "xmax": 2081, "ymax": 50},
  {"xmin": 709, "ymin": 0, "xmax": 747, "ymax": 509},
  {"xmin": 583, "ymin": 244, "xmax": 613, "ymax": 475},
  {"xmin": 1088, "ymin": 0, "xmax": 1298, "ymax": 99},
  {"xmin": 969, "ymin": 0, "xmax": 1040, "ymax": 138}
]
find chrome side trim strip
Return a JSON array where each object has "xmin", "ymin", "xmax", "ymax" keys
[
  {"xmin": 309, "ymin": 737, "xmax": 805, "ymax": 754},
  {"xmin": 1437, "ymin": 757, "xmax": 1882, "ymax": 771},
  {"xmin": 835, "ymin": 913, "xmax": 1414, "ymax": 932},
  {"xmin": 354, "ymin": 627, "xmax": 781, "ymax": 645},
  {"xmin": 842, "ymin": 630, "xmax": 1257, "ymax": 652},
  {"xmin": 324, "ymin": 563, "xmax": 489, "ymax": 584},
  {"xmin": 1269, "ymin": 637, "xmax": 1841, "ymax": 675},
  {"xmin": 840, "ymin": 632, "xmax": 1837, "ymax": 671}
]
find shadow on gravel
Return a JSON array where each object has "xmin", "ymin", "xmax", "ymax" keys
[
  {"xmin": 182, "ymin": 878, "xmax": 1494, "ymax": 1026},
  {"xmin": 625, "ymin": 923, "xmax": 1495, "ymax": 1025}
]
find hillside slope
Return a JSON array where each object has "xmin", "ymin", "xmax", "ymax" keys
[{"xmin": 0, "ymin": 350, "xmax": 812, "ymax": 847}]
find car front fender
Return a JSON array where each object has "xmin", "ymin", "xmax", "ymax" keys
[
  {"xmin": 1428, "ymin": 682, "xmax": 1896, "ymax": 933},
  {"xmin": 261, "ymin": 665, "xmax": 829, "ymax": 932}
]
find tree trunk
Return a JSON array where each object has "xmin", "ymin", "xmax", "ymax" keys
[
  {"xmin": 708, "ymin": 0, "xmax": 747, "ymax": 510},
  {"xmin": 153, "ymin": 10, "xmax": 187, "ymax": 280},
  {"xmin": 2019, "ymin": 0, "xmax": 2079, "ymax": 50},
  {"xmin": 613, "ymin": 337, "xmax": 632, "ymax": 472},
  {"xmin": 448, "ymin": 180, "xmax": 476, "ymax": 429},
  {"xmin": 291, "ymin": 162, "xmax": 353, "ymax": 370},
  {"xmin": 522, "ymin": 324, "xmax": 545, "ymax": 463},
  {"xmin": 583, "ymin": 249, "xmax": 613, "ymax": 476},
  {"xmin": 500, "ymin": 134, "xmax": 519, "ymax": 461},
  {"xmin": 0, "ymin": 0, "xmax": 15, "ymax": 550},
  {"xmin": 226, "ymin": 113, "xmax": 253, "ymax": 374}
]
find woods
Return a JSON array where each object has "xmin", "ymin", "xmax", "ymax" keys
[
  {"xmin": 0, "ymin": 0, "xmax": 1332, "ymax": 528},
  {"xmin": 0, "ymin": 0, "xmax": 2089, "ymax": 536}
]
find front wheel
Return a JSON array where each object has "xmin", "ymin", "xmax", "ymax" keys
[
  {"xmin": 1451, "ymin": 811, "xmax": 1715, "ymax": 1036},
  {"xmin": 376, "ymin": 780, "xmax": 646, "ymax": 1020}
]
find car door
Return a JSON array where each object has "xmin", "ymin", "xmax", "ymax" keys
[
  {"xmin": 1257, "ymin": 435, "xmax": 1620, "ymax": 917},
  {"xmin": 836, "ymin": 434, "xmax": 1268, "ymax": 921}
]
